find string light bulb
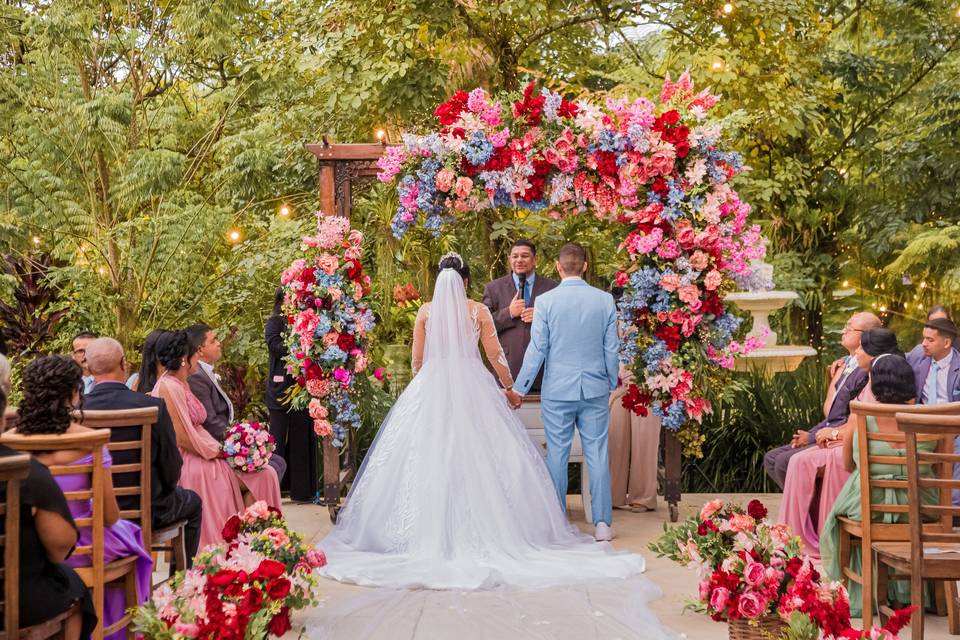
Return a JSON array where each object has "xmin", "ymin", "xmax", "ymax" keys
[
  {"xmin": 880, "ymin": 305, "xmax": 887, "ymax": 313},
  {"xmin": 920, "ymin": 281, "xmax": 927, "ymax": 289},
  {"xmin": 842, "ymin": 280, "xmax": 849, "ymax": 287},
  {"xmin": 31, "ymin": 236, "xmax": 40, "ymax": 246},
  {"xmin": 227, "ymin": 229, "xmax": 242, "ymax": 244},
  {"xmin": 375, "ymin": 129, "xmax": 386, "ymax": 143},
  {"xmin": 279, "ymin": 204, "xmax": 291, "ymax": 218},
  {"xmin": 711, "ymin": 60, "xmax": 725, "ymax": 71},
  {"xmin": 97, "ymin": 266, "xmax": 106, "ymax": 276},
  {"xmin": 722, "ymin": 2, "xmax": 735, "ymax": 13}
]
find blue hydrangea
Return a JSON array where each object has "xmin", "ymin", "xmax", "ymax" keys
[
  {"xmin": 321, "ymin": 345, "xmax": 347, "ymax": 363},
  {"xmin": 655, "ymin": 400, "xmax": 687, "ymax": 431},
  {"xmin": 642, "ymin": 339, "xmax": 670, "ymax": 372},
  {"xmin": 463, "ymin": 131, "xmax": 494, "ymax": 166}
]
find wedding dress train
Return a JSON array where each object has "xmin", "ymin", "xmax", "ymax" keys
[{"xmin": 316, "ymin": 267, "xmax": 648, "ymax": 590}]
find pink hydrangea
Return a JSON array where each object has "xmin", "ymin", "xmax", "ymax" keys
[
  {"xmin": 306, "ymin": 378, "xmax": 331, "ymax": 398},
  {"xmin": 454, "ymin": 176, "xmax": 473, "ymax": 198},
  {"xmin": 314, "ymin": 419, "xmax": 333, "ymax": 437}
]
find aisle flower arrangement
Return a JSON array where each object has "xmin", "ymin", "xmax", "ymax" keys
[
  {"xmin": 133, "ymin": 501, "xmax": 327, "ymax": 639},
  {"xmin": 222, "ymin": 421, "xmax": 275, "ymax": 473},
  {"xmin": 650, "ymin": 499, "xmax": 915, "ymax": 639},
  {"xmin": 278, "ymin": 214, "xmax": 376, "ymax": 447},
  {"xmin": 376, "ymin": 73, "xmax": 764, "ymax": 455}
]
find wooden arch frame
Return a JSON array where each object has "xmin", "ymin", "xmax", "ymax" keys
[{"xmin": 305, "ymin": 139, "xmax": 683, "ymax": 522}]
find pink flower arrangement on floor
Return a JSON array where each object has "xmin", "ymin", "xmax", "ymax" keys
[
  {"xmin": 133, "ymin": 501, "xmax": 326, "ymax": 639},
  {"xmin": 651, "ymin": 499, "xmax": 915, "ymax": 639},
  {"xmin": 279, "ymin": 214, "xmax": 376, "ymax": 447},
  {"xmin": 377, "ymin": 73, "xmax": 765, "ymax": 455},
  {"xmin": 221, "ymin": 421, "xmax": 275, "ymax": 473}
]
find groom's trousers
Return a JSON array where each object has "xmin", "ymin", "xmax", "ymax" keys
[{"xmin": 540, "ymin": 394, "xmax": 613, "ymax": 526}]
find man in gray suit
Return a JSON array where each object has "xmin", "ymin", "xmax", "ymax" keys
[
  {"xmin": 482, "ymin": 239, "xmax": 558, "ymax": 391},
  {"xmin": 186, "ymin": 324, "xmax": 287, "ymax": 481}
]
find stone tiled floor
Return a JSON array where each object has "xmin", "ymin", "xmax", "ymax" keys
[{"xmin": 281, "ymin": 493, "xmax": 952, "ymax": 639}]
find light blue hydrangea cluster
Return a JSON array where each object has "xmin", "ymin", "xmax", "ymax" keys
[
  {"xmin": 653, "ymin": 400, "xmax": 687, "ymax": 431},
  {"xmin": 463, "ymin": 131, "xmax": 494, "ymax": 166},
  {"xmin": 642, "ymin": 339, "xmax": 670, "ymax": 372}
]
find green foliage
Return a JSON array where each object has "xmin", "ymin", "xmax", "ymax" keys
[{"xmin": 684, "ymin": 359, "xmax": 827, "ymax": 493}]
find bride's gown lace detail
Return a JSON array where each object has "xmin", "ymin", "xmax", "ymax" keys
[{"xmin": 317, "ymin": 270, "xmax": 645, "ymax": 590}]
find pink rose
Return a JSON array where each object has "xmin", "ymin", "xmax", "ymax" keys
[
  {"xmin": 308, "ymin": 398, "xmax": 329, "ymax": 420},
  {"xmin": 729, "ymin": 513, "xmax": 756, "ymax": 532},
  {"xmin": 704, "ymin": 270, "xmax": 722, "ymax": 291},
  {"xmin": 659, "ymin": 273, "xmax": 681, "ymax": 292},
  {"xmin": 316, "ymin": 254, "xmax": 339, "ymax": 275},
  {"xmin": 435, "ymin": 168, "xmax": 455, "ymax": 193},
  {"xmin": 689, "ymin": 250, "xmax": 710, "ymax": 271},
  {"xmin": 328, "ymin": 287, "xmax": 343, "ymax": 301},
  {"xmin": 306, "ymin": 548, "xmax": 327, "ymax": 568},
  {"xmin": 737, "ymin": 592, "xmax": 765, "ymax": 619},
  {"xmin": 314, "ymin": 419, "xmax": 333, "ymax": 437},
  {"xmin": 743, "ymin": 562, "xmax": 766, "ymax": 586},
  {"xmin": 699, "ymin": 498, "xmax": 723, "ymax": 521},
  {"xmin": 454, "ymin": 176, "xmax": 473, "ymax": 198},
  {"xmin": 333, "ymin": 367, "xmax": 351, "ymax": 386},
  {"xmin": 678, "ymin": 284, "xmax": 700, "ymax": 305},
  {"xmin": 615, "ymin": 271, "xmax": 629, "ymax": 287},
  {"xmin": 323, "ymin": 332, "xmax": 339, "ymax": 347},
  {"xmin": 709, "ymin": 587, "xmax": 730, "ymax": 612},
  {"xmin": 373, "ymin": 367, "xmax": 385, "ymax": 381},
  {"xmin": 676, "ymin": 226, "xmax": 696, "ymax": 249}
]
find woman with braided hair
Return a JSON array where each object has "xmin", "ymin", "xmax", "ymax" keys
[{"xmin": 14, "ymin": 355, "xmax": 152, "ymax": 640}]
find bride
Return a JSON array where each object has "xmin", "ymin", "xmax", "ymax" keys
[{"xmin": 317, "ymin": 252, "xmax": 646, "ymax": 590}]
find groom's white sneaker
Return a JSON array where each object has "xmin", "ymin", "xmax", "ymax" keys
[{"xmin": 594, "ymin": 522, "xmax": 614, "ymax": 542}]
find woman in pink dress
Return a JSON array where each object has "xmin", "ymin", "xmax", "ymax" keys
[
  {"xmin": 778, "ymin": 328, "xmax": 901, "ymax": 557},
  {"xmin": 150, "ymin": 331, "xmax": 279, "ymax": 548}
]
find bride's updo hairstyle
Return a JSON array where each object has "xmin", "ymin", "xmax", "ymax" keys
[{"xmin": 438, "ymin": 253, "xmax": 470, "ymax": 287}]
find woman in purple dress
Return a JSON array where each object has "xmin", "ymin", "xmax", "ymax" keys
[{"xmin": 16, "ymin": 356, "xmax": 153, "ymax": 640}]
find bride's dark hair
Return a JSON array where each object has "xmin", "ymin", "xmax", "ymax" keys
[{"xmin": 438, "ymin": 255, "xmax": 470, "ymax": 283}]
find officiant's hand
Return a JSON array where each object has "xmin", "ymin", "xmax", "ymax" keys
[
  {"xmin": 520, "ymin": 307, "xmax": 534, "ymax": 323},
  {"xmin": 509, "ymin": 291, "xmax": 526, "ymax": 318},
  {"xmin": 504, "ymin": 388, "xmax": 522, "ymax": 409}
]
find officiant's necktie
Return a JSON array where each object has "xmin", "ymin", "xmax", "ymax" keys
[
  {"xmin": 925, "ymin": 361, "xmax": 942, "ymax": 404},
  {"xmin": 522, "ymin": 280, "xmax": 531, "ymax": 306}
]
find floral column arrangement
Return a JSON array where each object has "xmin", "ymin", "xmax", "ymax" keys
[{"xmin": 279, "ymin": 215, "xmax": 376, "ymax": 447}]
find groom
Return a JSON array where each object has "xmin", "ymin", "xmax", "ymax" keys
[{"xmin": 512, "ymin": 243, "xmax": 619, "ymax": 541}]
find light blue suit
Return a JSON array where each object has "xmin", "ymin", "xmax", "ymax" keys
[{"xmin": 515, "ymin": 277, "xmax": 620, "ymax": 525}]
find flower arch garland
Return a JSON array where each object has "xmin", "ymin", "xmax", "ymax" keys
[{"xmin": 377, "ymin": 73, "xmax": 765, "ymax": 455}]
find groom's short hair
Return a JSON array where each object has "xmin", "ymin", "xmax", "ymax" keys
[{"xmin": 558, "ymin": 243, "xmax": 586, "ymax": 274}]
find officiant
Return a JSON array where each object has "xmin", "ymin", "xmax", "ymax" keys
[{"xmin": 482, "ymin": 239, "xmax": 558, "ymax": 391}]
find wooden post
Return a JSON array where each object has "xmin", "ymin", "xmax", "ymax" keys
[{"xmin": 664, "ymin": 431, "xmax": 681, "ymax": 522}]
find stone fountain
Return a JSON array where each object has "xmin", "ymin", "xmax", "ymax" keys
[{"xmin": 724, "ymin": 258, "xmax": 817, "ymax": 376}]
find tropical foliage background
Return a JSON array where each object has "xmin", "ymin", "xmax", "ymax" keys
[{"xmin": 1, "ymin": 0, "xmax": 958, "ymax": 490}]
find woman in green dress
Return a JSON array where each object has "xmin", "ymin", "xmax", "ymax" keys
[{"xmin": 820, "ymin": 353, "xmax": 934, "ymax": 616}]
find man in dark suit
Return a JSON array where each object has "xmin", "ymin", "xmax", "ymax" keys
[
  {"xmin": 763, "ymin": 311, "xmax": 881, "ymax": 489},
  {"xmin": 186, "ymin": 323, "xmax": 286, "ymax": 481},
  {"xmin": 83, "ymin": 337, "xmax": 202, "ymax": 564},
  {"xmin": 482, "ymin": 239, "xmax": 558, "ymax": 391}
]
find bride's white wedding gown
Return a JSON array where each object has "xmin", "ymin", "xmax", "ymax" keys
[{"xmin": 316, "ymin": 268, "xmax": 647, "ymax": 591}]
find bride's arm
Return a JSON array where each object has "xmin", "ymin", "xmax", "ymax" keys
[
  {"xmin": 477, "ymin": 305, "xmax": 514, "ymax": 388},
  {"xmin": 411, "ymin": 304, "xmax": 428, "ymax": 376}
]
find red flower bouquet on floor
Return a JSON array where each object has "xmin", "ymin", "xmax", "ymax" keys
[
  {"xmin": 133, "ymin": 501, "xmax": 327, "ymax": 639},
  {"xmin": 651, "ymin": 499, "xmax": 915, "ymax": 639}
]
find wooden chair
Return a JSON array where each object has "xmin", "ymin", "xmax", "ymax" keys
[
  {"xmin": 72, "ymin": 409, "xmax": 187, "ymax": 586},
  {"xmin": 0, "ymin": 452, "xmax": 76, "ymax": 639},
  {"xmin": 838, "ymin": 400, "xmax": 960, "ymax": 628},
  {"xmin": 0, "ymin": 410, "xmax": 16, "ymax": 433},
  {"xmin": 0, "ymin": 429, "xmax": 138, "ymax": 640},
  {"xmin": 874, "ymin": 412, "xmax": 960, "ymax": 640}
]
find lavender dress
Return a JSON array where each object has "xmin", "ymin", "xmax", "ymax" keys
[{"xmin": 56, "ymin": 447, "xmax": 153, "ymax": 640}]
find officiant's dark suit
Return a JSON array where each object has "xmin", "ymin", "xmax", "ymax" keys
[{"xmin": 482, "ymin": 240, "xmax": 558, "ymax": 391}]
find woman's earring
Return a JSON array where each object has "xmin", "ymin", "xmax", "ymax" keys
[{"xmin": 181, "ymin": 359, "xmax": 187, "ymax": 367}]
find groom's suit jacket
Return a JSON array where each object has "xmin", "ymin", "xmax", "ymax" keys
[
  {"xmin": 514, "ymin": 278, "xmax": 620, "ymax": 400},
  {"xmin": 483, "ymin": 272, "xmax": 558, "ymax": 388}
]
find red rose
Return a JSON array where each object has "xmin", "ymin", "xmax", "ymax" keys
[
  {"xmin": 662, "ymin": 110, "xmax": 680, "ymax": 125},
  {"xmin": 746, "ymin": 499, "xmax": 768, "ymax": 520},
  {"xmin": 346, "ymin": 258, "xmax": 363, "ymax": 282},
  {"xmin": 337, "ymin": 333, "xmax": 356, "ymax": 353},
  {"xmin": 266, "ymin": 577, "xmax": 292, "ymax": 600},
  {"xmin": 252, "ymin": 559, "xmax": 287, "ymax": 580},
  {"xmin": 268, "ymin": 608, "xmax": 292, "ymax": 637},
  {"xmin": 222, "ymin": 515, "xmax": 242, "ymax": 542},
  {"xmin": 675, "ymin": 142, "xmax": 690, "ymax": 158},
  {"xmin": 434, "ymin": 90, "xmax": 468, "ymax": 126},
  {"xmin": 655, "ymin": 324, "xmax": 683, "ymax": 352},
  {"xmin": 621, "ymin": 384, "xmax": 651, "ymax": 417},
  {"xmin": 209, "ymin": 569, "xmax": 240, "ymax": 587},
  {"xmin": 785, "ymin": 557, "xmax": 803, "ymax": 577},
  {"xmin": 240, "ymin": 587, "xmax": 264, "ymax": 615}
]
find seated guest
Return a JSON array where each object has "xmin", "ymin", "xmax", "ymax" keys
[
  {"xmin": 820, "ymin": 353, "xmax": 927, "ymax": 616},
  {"xmin": 15, "ymin": 356, "xmax": 152, "ymax": 640},
  {"xmin": 70, "ymin": 331, "xmax": 98, "ymax": 394},
  {"xmin": 764, "ymin": 312, "xmax": 880, "ymax": 489},
  {"xmin": 0, "ymin": 357, "xmax": 96, "ymax": 640},
  {"xmin": 128, "ymin": 329, "xmax": 167, "ymax": 392},
  {"xmin": 149, "ymin": 331, "xmax": 245, "ymax": 548},
  {"xmin": 906, "ymin": 305, "xmax": 960, "ymax": 359},
  {"xmin": 83, "ymin": 338, "xmax": 203, "ymax": 563},
  {"xmin": 907, "ymin": 316, "xmax": 960, "ymax": 503},
  {"xmin": 186, "ymin": 323, "xmax": 287, "ymax": 481},
  {"xmin": 778, "ymin": 327, "xmax": 902, "ymax": 557}
]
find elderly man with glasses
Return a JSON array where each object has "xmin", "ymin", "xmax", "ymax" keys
[{"xmin": 762, "ymin": 311, "xmax": 882, "ymax": 489}]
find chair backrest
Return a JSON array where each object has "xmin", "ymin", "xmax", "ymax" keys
[
  {"xmin": 1, "ymin": 408, "xmax": 17, "ymax": 433},
  {"xmin": 849, "ymin": 401, "xmax": 960, "ymax": 540},
  {"xmin": 0, "ymin": 429, "xmax": 111, "ymax": 638},
  {"xmin": 895, "ymin": 413, "xmax": 960, "ymax": 559},
  {"xmin": 71, "ymin": 408, "xmax": 156, "ymax": 544},
  {"xmin": 0, "ymin": 453, "xmax": 31, "ymax": 637}
]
